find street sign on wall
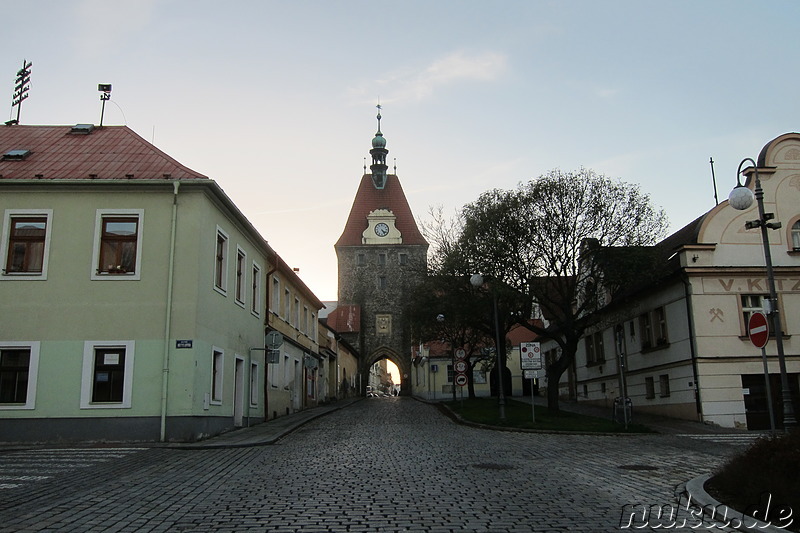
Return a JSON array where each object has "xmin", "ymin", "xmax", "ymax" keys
[{"xmin": 748, "ymin": 312, "xmax": 769, "ymax": 349}]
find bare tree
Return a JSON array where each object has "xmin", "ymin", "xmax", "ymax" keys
[{"xmin": 458, "ymin": 168, "xmax": 668, "ymax": 412}]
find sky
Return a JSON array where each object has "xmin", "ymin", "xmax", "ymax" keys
[{"xmin": 3, "ymin": 0, "xmax": 799, "ymax": 301}]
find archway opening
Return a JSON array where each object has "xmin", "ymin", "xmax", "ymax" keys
[{"xmin": 365, "ymin": 349, "xmax": 407, "ymax": 397}]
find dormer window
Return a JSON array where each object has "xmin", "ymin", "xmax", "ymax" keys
[{"xmin": 2, "ymin": 149, "xmax": 31, "ymax": 161}]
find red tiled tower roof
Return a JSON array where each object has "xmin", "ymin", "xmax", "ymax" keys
[
  {"xmin": 326, "ymin": 305, "xmax": 361, "ymax": 333},
  {"xmin": 335, "ymin": 173, "xmax": 428, "ymax": 247},
  {"xmin": 0, "ymin": 125, "xmax": 208, "ymax": 180}
]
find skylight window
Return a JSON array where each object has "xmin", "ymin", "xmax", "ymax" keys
[
  {"xmin": 2, "ymin": 149, "xmax": 31, "ymax": 160},
  {"xmin": 70, "ymin": 124, "xmax": 95, "ymax": 134}
]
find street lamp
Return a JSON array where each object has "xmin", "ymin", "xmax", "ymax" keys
[
  {"xmin": 470, "ymin": 274, "xmax": 506, "ymax": 421},
  {"xmin": 728, "ymin": 158, "xmax": 796, "ymax": 430}
]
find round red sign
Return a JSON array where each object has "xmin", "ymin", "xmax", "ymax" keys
[{"xmin": 748, "ymin": 312, "xmax": 769, "ymax": 349}]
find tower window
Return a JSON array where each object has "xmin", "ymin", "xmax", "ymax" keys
[
  {"xmin": 356, "ymin": 253, "xmax": 366, "ymax": 266},
  {"xmin": 378, "ymin": 276, "xmax": 387, "ymax": 289}
]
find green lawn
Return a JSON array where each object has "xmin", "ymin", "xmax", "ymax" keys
[{"xmin": 444, "ymin": 397, "xmax": 653, "ymax": 433}]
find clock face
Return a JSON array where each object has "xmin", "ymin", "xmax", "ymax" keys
[{"xmin": 374, "ymin": 222, "xmax": 390, "ymax": 237}]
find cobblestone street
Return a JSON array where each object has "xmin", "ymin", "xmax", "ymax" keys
[{"xmin": 0, "ymin": 398, "xmax": 750, "ymax": 532}]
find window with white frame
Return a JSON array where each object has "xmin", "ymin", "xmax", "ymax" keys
[
  {"xmin": 284, "ymin": 288, "xmax": 291, "ymax": 319},
  {"xmin": 81, "ymin": 341, "xmax": 134, "ymax": 408},
  {"xmin": 640, "ymin": 306, "xmax": 668, "ymax": 350},
  {"xmin": 211, "ymin": 348, "xmax": 224, "ymax": 404},
  {"xmin": 294, "ymin": 297, "xmax": 300, "ymax": 327},
  {"xmin": 214, "ymin": 228, "xmax": 229, "ymax": 293},
  {"xmin": 2, "ymin": 210, "xmax": 53, "ymax": 279},
  {"xmin": 252, "ymin": 262, "xmax": 262, "ymax": 317},
  {"xmin": 740, "ymin": 294, "xmax": 778, "ymax": 336},
  {"xmin": 791, "ymin": 220, "xmax": 800, "ymax": 251},
  {"xmin": 585, "ymin": 331, "xmax": 605, "ymax": 365},
  {"xmin": 250, "ymin": 362, "xmax": 259, "ymax": 406},
  {"xmin": 0, "ymin": 342, "xmax": 40, "ymax": 409},
  {"xmin": 303, "ymin": 306, "xmax": 309, "ymax": 334},
  {"xmin": 91, "ymin": 210, "xmax": 144, "ymax": 280},
  {"xmin": 235, "ymin": 247, "xmax": 246, "ymax": 306}
]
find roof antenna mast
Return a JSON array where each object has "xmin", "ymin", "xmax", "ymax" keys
[
  {"xmin": 98, "ymin": 84, "xmax": 112, "ymax": 127},
  {"xmin": 709, "ymin": 157, "xmax": 719, "ymax": 206},
  {"xmin": 8, "ymin": 59, "xmax": 32, "ymax": 126}
]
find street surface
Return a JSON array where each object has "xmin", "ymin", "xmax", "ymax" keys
[{"xmin": 0, "ymin": 398, "xmax": 759, "ymax": 532}]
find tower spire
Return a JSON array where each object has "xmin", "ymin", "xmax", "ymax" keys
[{"xmin": 369, "ymin": 104, "xmax": 388, "ymax": 189}]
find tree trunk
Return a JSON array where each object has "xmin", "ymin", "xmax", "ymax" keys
[{"xmin": 546, "ymin": 339, "xmax": 577, "ymax": 413}]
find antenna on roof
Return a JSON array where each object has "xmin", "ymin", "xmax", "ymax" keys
[
  {"xmin": 98, "ymin": 83, "xmax": 112, "ymax": 127},
  {"xmin": 8, "ymin": 59, "xmax": 32, "ymax": 126},
  {"xmin": 709, "ymin": 157, "xmax": 719, "ymax": 206},
  {"xmin": 393, "ymin": 157, "xmax": 396, "ymax": 174}
]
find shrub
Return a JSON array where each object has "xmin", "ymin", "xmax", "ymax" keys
[{"xmin": 710, "ymin": 429, "xmax": 799, "ymax": 531}]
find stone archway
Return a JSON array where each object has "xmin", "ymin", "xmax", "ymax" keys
[{"xmin": 362, "ymin": 346, "xmax": 411, "ymax": 396}]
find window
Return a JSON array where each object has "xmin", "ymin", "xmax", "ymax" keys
[
  {"xmin": 251, "ymin": 262, "xmax": 262, "ymax": 316},
  {"xmin": 585, "ymin": 331, "xmax": 605, "ymax": 365},
  {"xmin": 0, "ymin": 344, "xmax": 40, "ymax": 409},
  {"xmin": 214, "ymin": 228, "xmax": 228, "ymax": 293},
  {"xmin": 741, "ymin": 294, "xmax": 767, "ymax": 329},
  {"xmin": 311, "ymin": 313, "xmax": 317, "ymax": 338},
  {"xmin": 294, "ymin": 297, "xmax": 300, "ymax": 327},
  {"xmin": 211, "ymin": 348, "xmax": 224, "ymax": 403},
  {"xmin": 91, "ymin": 348, "xmax": 126, "ymax": 403},
  {"xmin": 659, "ymin": 374, "xmax": 670, "ymax": 397},
  {"xmin": 399, "ymin": 253, "xmax": 408, "ymax": 266},
  {"xmin": 378, "ymin": 253, "xmax": 386, "ymax": 266},
  {"xmin": 303, "ymin": 306, "xmax": 309, "ymax": 334},
  {"xmin": 235, "ymin": 248, "xmax": 246, "ymax": 306},
  {"xmin": 91, "ymin": 210, "xmax": 143, "ymax": 280},
  {"xmin": 446, "ymin": 364, "xmax": 454, "ymax": 384},
  {"xmin": 640, "ymin": 306, "xmax": 668, "ymax": 350},
  {"xmin": 250, "ymin": 362, "xmax": 259, "ymax": 407},
  {"xmin": 356, "ymin": 253, "xmax": 366, "ymax": 266},
  {"xmin": 271, "ymin": 277, "xmax": 280, "ymax": 314},
  {"xmin": 284, "ymin": 288, "xmax": 291, "ymax": 319},
  {"xmin": 2, "ymin": 210, "xmax": 52, "ymax": 278},
  {"xmin": 791, "ymin": 220, "xmax": 800, "ymax": 251},
  {"xmin": 378, "ymin": 276, "xmax": 387, "ymax": 289},
  {"xmin": 81, "ymin": 341, "xmax": 134, "ymax": 408},
  {"xmin": 645, "ymin": 377, "xmax": 655, "ymax": 399}
]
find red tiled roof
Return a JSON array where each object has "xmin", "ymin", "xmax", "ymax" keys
[
  {"xmin": 326, "ymin": 305, "xmax": 361, "ymax": 333},
  {"xmin": 335, "ymin": 174, "xmax": 428, "ymax": 247},
  {"xmin": 507, "ymin": 321, "xmax": 543, "ymax": 345},
  {"xmin": 0, "ymin": 125, "xmax": 208, "ymax": 180}
]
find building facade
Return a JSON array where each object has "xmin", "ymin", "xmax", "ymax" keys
[
  {"xmin": 332, "ymin": 113, "xmax": 428, "ymax": 394},
  {"xmin": 544, "ymin": 133, "xmax": 800, "ymax": 429}
]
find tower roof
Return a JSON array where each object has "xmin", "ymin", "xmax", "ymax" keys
[{"xmin": 335, "ymin": 173, "xmax": 428, "ymax": 247}]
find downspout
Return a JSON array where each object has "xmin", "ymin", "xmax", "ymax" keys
[
  {"xmin": 264, "ymin": 265, "xmax": 277, "ymax": 420},
  {"xmin": 160, "ymin": 181, "xmax": 180, "ymax": 441},
  {"xmin": 681, "ymin": 273, "xmax": 703, "ymax": 421}
]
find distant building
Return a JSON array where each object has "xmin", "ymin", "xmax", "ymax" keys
[{"xmin": 331, "ymin": 112, "xmax": 428, "ymax": 395}]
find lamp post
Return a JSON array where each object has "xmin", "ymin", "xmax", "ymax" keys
[
  {"xmin": 728, "ymin": 158, "xmax": 796, "ymax": 431},
  {"xmin": 470, "ymin": 274, "xmax": 506, "ymax": 421}
]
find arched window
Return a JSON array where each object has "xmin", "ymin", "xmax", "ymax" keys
[{"xmin": 792, "ymin": 220, "xmax": 800, "ymax": 251}]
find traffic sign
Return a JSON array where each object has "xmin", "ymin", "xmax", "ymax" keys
[
  {"xmin": 748, "ymin": 312, "xmax": 769, "ymax": 349},
  {"xmin": 520, "ymin": 342, "xmax": 542, "ymax": 370},
  {"xmin": 266, "ymin": 331, "xmax": 284, "ymax": 350},
  {"xmin": 454, "ymin": 373, "xmax": 468, "ymax": 387},
  {"xmin": 454, "ymin": 360, "xmax": 468, "ymax": 373},
  {"xmin": 455, "ymin": 348, "xmax": 466, "ymax": 360}
]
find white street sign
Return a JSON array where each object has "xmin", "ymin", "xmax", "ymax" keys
[{"xmin": 520, "ymin": 342, "xmax": 542, "ymax": 370}]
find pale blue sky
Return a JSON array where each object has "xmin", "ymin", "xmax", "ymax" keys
[{"xmin": 3, "ymin": 0, "xmax": 798, "ymax": 300}]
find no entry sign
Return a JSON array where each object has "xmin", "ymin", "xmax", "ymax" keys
[{"xmin": 748, "ymin": 312, "xmax": 769, "ymax": 349}]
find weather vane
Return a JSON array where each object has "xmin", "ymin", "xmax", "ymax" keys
[{"xmin": 8, "ymin": 59, "xmax": 32, "ymax": 126}]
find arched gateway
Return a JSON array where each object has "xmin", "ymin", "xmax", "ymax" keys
[{"xmin": 330, "ymin": 110, "xmax": 428, "ymax": 396}]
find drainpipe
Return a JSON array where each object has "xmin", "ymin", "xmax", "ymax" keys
[
  {"xmin": 682, "ymin": 273, "xmax": 703, "ymax": 421},
  {"xmin": 264, "ymin": 265, "xmax": 277, "ymax": 419},
  {"xmin": 160, "ymin": 181, "xmax": 180, "ymax": 441}
]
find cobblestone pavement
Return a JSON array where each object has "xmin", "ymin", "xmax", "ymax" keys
[{"xmin": 0, "ymin": 398, "xmax": 754, "ymax": 532}]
